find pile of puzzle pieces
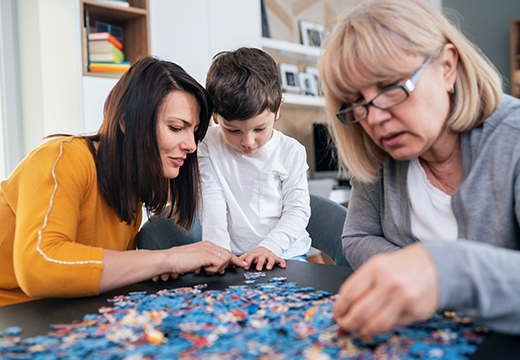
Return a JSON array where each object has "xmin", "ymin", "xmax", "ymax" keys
[{"xmin": 0, "ymin": 273, "xmax": 486, "ymax": 359}]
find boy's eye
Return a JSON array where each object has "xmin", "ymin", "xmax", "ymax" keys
[
  {"xmin": 255, "ymin": 127, "xmax": 266, "ymax": 132},
  {"xmin": 226, "ymin": 129, "xmax": 239, "ymax": 133}
]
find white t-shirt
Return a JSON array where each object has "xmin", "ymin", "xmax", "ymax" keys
[
  {"xmin": 407, "ymin": 158, "xmax": 458, "ymax": 242},
  {"xmin": 197, "ymin": 126, "xmax": 311, "ymax": 258}
]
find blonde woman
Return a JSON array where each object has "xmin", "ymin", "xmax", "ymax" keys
[{"xmin": 319, "ymin": 0, "xmax": 520, "ymax": 335}]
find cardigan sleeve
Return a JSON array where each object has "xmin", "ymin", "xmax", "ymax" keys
[
  {"xmin": 342, "ymin": 177, "xmax": 400, "ymax": 269},
  {"xmin": 424, "ymin": 144, "xmax": 520, "ymax": 334},
  {"xmin": 10, "ymin": 138, "xmax": 104, "ymax": 299}
]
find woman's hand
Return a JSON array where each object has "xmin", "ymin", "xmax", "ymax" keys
[
  {"xmin": 334, "ymin": 244, "xmax": 439, "ymax": 336},
  {"xmin": 239, "ymin": 246, "xmax": 286, "ymax": 271},
  {"xmin": 162, "ymin": 241, "xmax": 246, "ymax": 278}
]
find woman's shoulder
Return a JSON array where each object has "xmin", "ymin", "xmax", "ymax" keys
[
  {"xmin": 30, "ymin": 136, "xmax": 93, "ymax": 161},
  {"xmin": 20, "ymin": 136, "xmax": 96, "ymax": 178},
  {"xmin": 481, "ymin": 94, "xmax": 520, "ymax": 132},
  {"xmin": 467, "ymin": 95, "xmax": 520, "ymax": 152}
]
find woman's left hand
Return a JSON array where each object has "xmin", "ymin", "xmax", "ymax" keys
[
  {"xmin": 334, "ymin": 243, "xmax": 439, "ymax": 336},
  {"xmin": 152, "ymin": 242, "xmax": 247, "ymax": 282}
]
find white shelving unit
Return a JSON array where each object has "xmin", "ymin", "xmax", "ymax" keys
[
  {"xmin": 261, "ymin": 37, "xmax": 325, "ymax": 108},
  {"xmin": 261, "ymin": 37, "xmax": 320, "ymax": 62},
  {"xmin": 282, "ymin": 93, "xmax": 325, "ymax": 107}
]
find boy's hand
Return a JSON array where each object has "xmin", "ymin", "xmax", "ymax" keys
[{"xmin": 239, "ymin": 246, "xmax": 286, "ymax": 271}]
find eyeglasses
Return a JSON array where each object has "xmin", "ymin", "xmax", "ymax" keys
[{"xmin": 336, "ymin": 55, "xmax": 433, "ymax": 125}]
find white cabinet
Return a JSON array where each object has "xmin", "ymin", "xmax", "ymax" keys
[{"xmin": 150, "ymin": 0, "xmax": 261, "ymax": 86}]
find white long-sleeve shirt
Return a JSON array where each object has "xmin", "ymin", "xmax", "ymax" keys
[{"xmin": 198, "ymin": 126, "xmax": 311, "ymax": 258}]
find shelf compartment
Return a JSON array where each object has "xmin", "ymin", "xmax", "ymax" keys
[
  {"xmin": 80, "ymin": 0, "xmax": 150, "ymax": 78},
  {"xmin": 261, "ymin": 37, "xmax": 321, "ymax": 62},
  {"xmin": 283, "ymin": 93, "xmax": 325, "ymax": 107}
]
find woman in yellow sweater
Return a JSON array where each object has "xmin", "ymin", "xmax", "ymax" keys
[{"xmin": 0, "ymin": 57, "xmax": 245, "ymax": 306}]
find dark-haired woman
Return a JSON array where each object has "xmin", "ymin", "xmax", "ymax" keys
[{"xmin": 0, "ymin": 57, "xmax": 245, "ymax": 306}]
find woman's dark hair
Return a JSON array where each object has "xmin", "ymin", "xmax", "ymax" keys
[{"xmin": 86, "ymin": 57, "xmax": 212, "ymax": 229}]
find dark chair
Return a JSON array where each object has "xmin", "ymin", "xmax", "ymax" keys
[
  {"xmin": 306, "ymin": 194, "xmax": 350, "ymax": 267},
  {"xmin": 136, "ymin": 194, "xmax": 350, "ymax": 267},
  {"xmin": 136, "ymin": 208, "xmax": 201, "ymax": 250}
]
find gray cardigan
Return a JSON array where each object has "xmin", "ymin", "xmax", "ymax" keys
[{"xmin": 343, "ymin": 94, "xmax": 520, "ymax": 334}]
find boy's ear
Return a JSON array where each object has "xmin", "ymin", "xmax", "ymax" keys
[
  {"xmin": 212, "ymin": 114, "xmax": 219, "ymax": 125},
  {"xmin": 275, "ymin": 98, "xmax": 285, "ymax": 120}
]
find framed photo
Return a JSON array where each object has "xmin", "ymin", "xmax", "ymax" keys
[
  {"xmin": 299, "ymin": 20, "xmax": 325, "ymax": 47},
  {"xmin": 298, "ymin": 72, "xmax": 319, "ymax": 97},
  {"xmin": 305, "ymin": 66, "xmax": 322, "ymax": 95},
  {"xmin": 279, "ymin": 63, "xmax": 300, "ymax": 92}
]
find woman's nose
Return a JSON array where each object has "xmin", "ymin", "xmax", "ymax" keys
[
  {"xmin": 182, "ymin": 133, "xmax": 197, "ymax": 153},
  {"xmin": 365, "ymin": 105, "xmax": 392, "ymax": 127}
]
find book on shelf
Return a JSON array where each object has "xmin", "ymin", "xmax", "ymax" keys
[
  {"xmin": 93, "ymin": 0, "xmax": 130, "ymax": 7},
  {"xmin": 89, "ymin": 41, "xmax": 125, "ymax": 62},
  {"xmin": 88, "ymin": 32, "xmax": 123, "ymax": 50},
  {"xmin": 90, "ymin": 52, "xmax": 124, "ymax": 62},
  {"xmin": 90, "ymin": 61, "xmax": 131, "ymax": 74}
]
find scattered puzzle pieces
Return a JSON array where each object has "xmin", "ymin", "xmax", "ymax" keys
[
  {"xmin": 243, "ymin": 271, "xmax": 266, "ymax": 280},
  {"xmin": 0, "ymin": 280, "xmax": 486, "ymax": 359}
]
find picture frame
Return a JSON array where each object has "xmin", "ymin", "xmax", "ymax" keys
[
  {"xmin": 298, "ymin": 72, "xmax": 319, "ymax": 97},
  {"xmin": 299, "ymin": 20, "xmax": 325, "ymax": 47},
  {"xmin": 305, "ymin": 66, "xmax": 322, "ymax": 95},
  {"xmin": 279, "ymin": 63, "xmax": 300, "ymax": 92}
]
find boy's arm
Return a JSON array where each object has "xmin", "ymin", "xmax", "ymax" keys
[
  {"xmin": 198, "ymin": 140, "xmax": 232, "ymax": 251},
  {"xmin": 258, "ymin": 146, "xmax": 310, "ymax": 256}
]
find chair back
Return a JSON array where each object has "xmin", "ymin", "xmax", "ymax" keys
[
  {"xmin": 307, "ymin": 194, "xmax": 350, "ymax": 267},
  {"xmin": 136, "ymin": 206, "xmax": 202, "ymax": 250}
]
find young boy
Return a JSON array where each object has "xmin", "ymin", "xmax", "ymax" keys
[{"xmin": 199, "ymin": 47, "xmax": 311, "ymax": 271}]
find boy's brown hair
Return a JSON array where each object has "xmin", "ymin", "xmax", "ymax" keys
[{"xmin": 206, "ymin": 47, "xmax": 282, "ymax": 121}]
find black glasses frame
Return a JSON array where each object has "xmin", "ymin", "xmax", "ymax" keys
[{"xmin": 336, "ymin": 55, "xmax": 433, "ymax": 125}]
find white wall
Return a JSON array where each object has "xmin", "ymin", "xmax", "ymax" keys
[
  {"xmin": 0, "ymin": 0, "xmax": 24, "ymax": 179},
  {"xmin": 150, "ymin": 0, "xmax": 261, "ymax": 86},
  {"xmin": 17, "ymin": 0, "xmax": 82, "ymax": 156}
]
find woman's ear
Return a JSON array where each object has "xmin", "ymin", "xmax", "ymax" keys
[
  {"xmin": 442, "ymin": 43, "xmax": 458, "ymax": 90},
  {"xmin": 119, "ymin": 117, "xmax": 125, "ymax": 134},
  {"xmin": 275, "ymin": 97, "xmax": 285, "ymax": 120}
]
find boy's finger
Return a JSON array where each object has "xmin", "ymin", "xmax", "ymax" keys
[
  {"xmin": 256, "ymin": 256, "xmax": 266, "ymax": 270},
  {"xmin": 266, "ymin": 257, "xmax": 276, "ymax": 270}
]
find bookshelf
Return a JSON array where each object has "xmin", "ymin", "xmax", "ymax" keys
[
  {"xmin": 511, "ymin": 18, "xmax": 520, "ymax": 98},
  {"xmin": 80, "ymin": 0, "xmax": 150, "ymax": 78}
]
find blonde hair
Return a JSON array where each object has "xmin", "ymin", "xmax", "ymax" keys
[{"xmin": 319, "ymin": 0, "xmax": 502, "ymax": 183}]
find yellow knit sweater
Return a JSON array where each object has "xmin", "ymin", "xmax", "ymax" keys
[{"xmin": 0, "ymin": 137, "xmax": 141, "ymax": 306}]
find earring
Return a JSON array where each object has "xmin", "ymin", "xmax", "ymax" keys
[{"xmin": 448, "ymin": 84, "xmax": 454, "ymax": 93}]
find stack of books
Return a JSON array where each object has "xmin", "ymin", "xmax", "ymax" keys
[{"xmin": 88, "ymin": 32, "xmax": 130, "ymax": 76}]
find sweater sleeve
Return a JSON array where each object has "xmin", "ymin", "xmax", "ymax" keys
[
  {"xmin": 424, "ymin": 170, "xmax": 520, "ymax": 334},
  {"xmin": 258, "ymin": 145, "xmax": 311, "ymax": 256},
  {"xmin": 342, "ymin": 177, "xmax": 400, "ymax": 269},
  {"xmin": 11, "ymin": 138, "xmax": 104, "ymax": 299},
  {"xmin": 198, "ymin": 139, "xmax": 232, "ymax": 251}
]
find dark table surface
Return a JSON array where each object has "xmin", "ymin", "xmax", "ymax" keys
[{"xmin": 0, "ymin": 260, "xmax": 519, "ymax": 358}]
